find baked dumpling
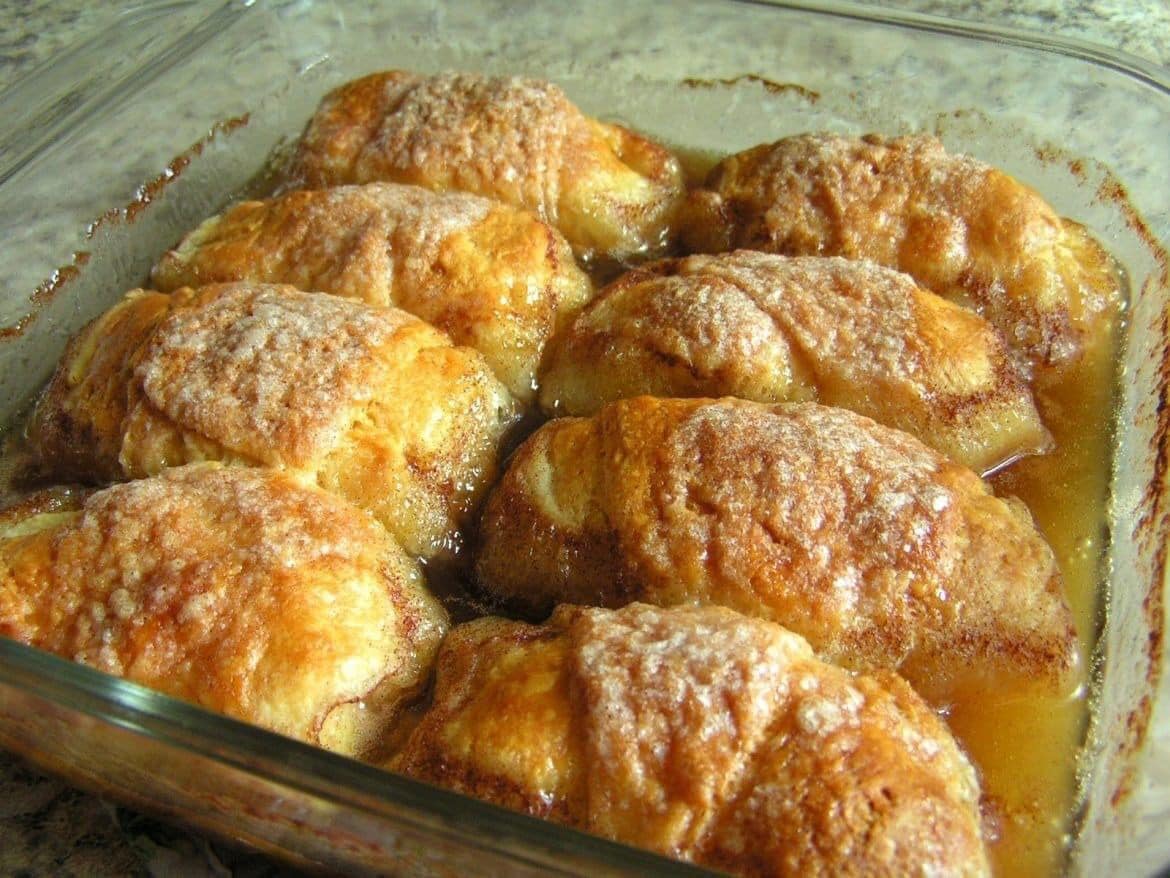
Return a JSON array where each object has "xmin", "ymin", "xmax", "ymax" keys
[
  {"xmin": 0, "ymin": 464, "xmax": 448, "ymax": 759},
  {"xmin": 392, "ymin": 602, "xmax": 990, "ymax": 877},
  {"xmin": 681, "ymin": 133, "xmax": 1121, "ymax": 372},
  {"xmin": 151, "ymin": 183, "xmax": 593, "ymax": 403},
  {"xmin": 539, "ymin": 251, "xmax": 1050, "ymax": 474},
  {"xmin": 291, "ymin": 71, "xmax": 685, "ymax": 266},
  {"xmin": 21, "ymin": 287, "xmax": 172, "ymax": 485},
  {"xmin": 28, "ymin": 283, "xmax": 519, "ymax": 563},
  {"xmin": 474, "ymin": 396, "xmax": 1078, "ymax": 704}
]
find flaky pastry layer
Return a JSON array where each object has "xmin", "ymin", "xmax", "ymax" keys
[
  {"xmin": 0, "ymin": 464, "xmax": 448, "ymax": 758},
  {"xmin": 392, "ymin": 602, "xmax": 990, "ymax": 877},
  {"xmin": 539, "ymin": 250, "xmax": 1050, "ymax": 474},
  {"xmin": 152, "ymin": 183, "xmax": 592, "ymax": 403},
  {"xmin": 28, "ymin": 283, "xmax": 519, "ymax": 562},
  {"xmin": 681, "ymin": 133, "xmax": 1122, "ymax": 373},
  {"xmin": 291, "ymin": 71, "xmax": 685, "ymax": 265},
  {"xmin": 475, "ymin": 396, "xmax": 1078, "ymax": 703}
]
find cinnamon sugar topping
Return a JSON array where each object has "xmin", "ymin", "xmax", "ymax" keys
[{"xmin": 137, "ymin": 284, "xmax": 419, "ymax": 467}]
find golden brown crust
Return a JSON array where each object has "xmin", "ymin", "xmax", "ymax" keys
[
  {"xmin": 392, "ymin": 603, "xmax": 990, "ymax": 876},
  {"xmin": 391, "ymin": 614, "xmax": 588, "ymax": 821},
  {"xmin": 291, "ymin": 71, "xmax": 685, "ymax": 265},
  {"xmin": 0, "ymin": 464, "xmax": 448, "ymax": 758},
  {"xmin": 474, "ymin": 396, "xmax": 1078, "ymax": 703},
  {"xmin": 151, "ymin": 184, "xmax": 593, "ymax": 403},
  {"xmin": 539, "ymin": 251, "xmax": 1051, "ymax": 474},
  {"xmin": 681, "ymin": 133, "xmax": 1122, "ymax": 372},
  {"xmin": 28, "ymin": 283, "xmax": 520, "ymax": 563},
  {"xmin": 136, "ymin": 284, "xmax": 423, "ymax": 468}
]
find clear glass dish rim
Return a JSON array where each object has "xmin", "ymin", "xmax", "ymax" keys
[
  {"xmin": 748, "ymin": 0, "xmax": 1170, "ymax": 94},
  {"xmin": 0, "ymin": 0, "xmax": 1166, "ymax": 872},
  {"xmin": 0, "ymin": 639, "xmax": 712, "ymax": 875}
]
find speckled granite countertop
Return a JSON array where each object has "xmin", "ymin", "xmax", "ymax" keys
[
  {"xmin": 2, "ymin": 0, "xmax": 1167, "ymax": 102},
  {"xmin": 0, "ymin": 1, "xmax": 1167, "ymax": 876},
  {"xmin": 12, "ymin": 0, "xmax": 1166, "ymax": 86}
]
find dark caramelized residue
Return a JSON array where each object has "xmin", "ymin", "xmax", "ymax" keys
[
  {"xmin": 1094, "ymin": 166, "xmax": 1170, "ymax": 809},
  {"xmin": 1120, "ymin": 292, "xmax": 1170, "ymax": 808},
  {"xmin": 0, "ymin": 260, "xmax": 87, "ymax": 340},
  {"xmin": 125, "ymin": 115, "xmax": 250, "ymax": 224},
  {"xmin": 681, "ymin": 74, "xmax": 820, "ymax": 104},
  {"xmin": 0, "ymin": 484, "xmax": 88, "ymax": 527},
  {"xmin": 1018, "ymin": 153, "xmax": 1169, "ymax": 796}
]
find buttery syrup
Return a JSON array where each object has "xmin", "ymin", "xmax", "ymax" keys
[{"xmin": 976, "ymin": 318, "xmax": 1118, "ymax": 877}]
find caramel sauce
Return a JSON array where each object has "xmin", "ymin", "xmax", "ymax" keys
[{"xmin": 976, "ymin": 320, "xmax": 1119, "ymax": 877}]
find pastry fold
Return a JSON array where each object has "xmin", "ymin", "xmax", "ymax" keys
[
  {"xmin": 28, "ymin": 283, "xmax": 519, "ymax": 563},
  {"xmin": 152, "ymin": 183, "xmax": 592, "ymax": 403},
  {"xmin": 0, "ymin": 464, "xmax": 448, "ymax": 758},
  {"xmin": 392, "ymin": 602, "xmax": 990, "ymax": 877},
  {"xmin": 539, "ymin": 251, "xmax": 1050, "ymax": 474},
  {"xmin": 291, "ymin": 71, "xmax": 685, "ymax": 266},
  {"xmin": 681, "ymin": 133, "xmax": 1121, "ymax": 372},
  {"xmin": 474, "ymin": 396, "xmax": 1078, "ymax": 703}
]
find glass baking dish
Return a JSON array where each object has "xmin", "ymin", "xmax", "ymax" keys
[{"xmin": 0, "ymin": 0, "xmax": 1166, "ymax": 874}]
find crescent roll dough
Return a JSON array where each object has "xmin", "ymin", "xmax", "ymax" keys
[
  {"xmin": 151, "ymin": 183, "xmax": 593, "ymax": 403},
  {"xmin": 291, "ymin": 71, "xmax": 685, "ymax": 265},
  {"xmin": 681, "ymin": 133, "xmax": 1121, "ymax": 372},
  {"xmin": 28, "ymin": 283, "xmax": 519, "ymax": 563},
  {"xmin": 538, "ymin": 251, "xmax": 1050, "ymax": 474},
  {"xmin": 0, "ymin": 464, "xmax": 448, "ymax": 758},
  {"xmin": 474, "ymin": 396, "xmax": 1078, "ymax": 703},
  {"xmin": 392, "ymin": 602, "xmax": 990, "ymax": 877}
]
